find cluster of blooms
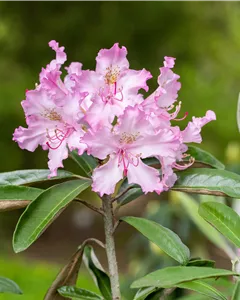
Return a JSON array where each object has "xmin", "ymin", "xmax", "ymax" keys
[{"xmin": 13, "ymin": 41, "xmax": 216, "ymax": 196}]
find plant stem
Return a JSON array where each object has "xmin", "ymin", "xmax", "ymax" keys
[{"xmin": 102, "ymin": 195, "xmax": 121, "ymax": 300}]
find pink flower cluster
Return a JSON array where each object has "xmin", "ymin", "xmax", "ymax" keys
[{"xmin": 13, "ymin": 41, "xmax": 216, "ymax": 196}]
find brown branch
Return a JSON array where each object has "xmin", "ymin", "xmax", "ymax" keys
[{"xmin": 75, "ymin": 198, "xmax": 104, "ymax": 216}]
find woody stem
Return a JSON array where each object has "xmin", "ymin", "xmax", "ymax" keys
[{"xmin": 102, "ymin": 195, "xmax": 121, "ymax": 300}]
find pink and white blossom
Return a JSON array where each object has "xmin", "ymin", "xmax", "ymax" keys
[
  {"xmin": 82, "ymin": 106, "xmax": 180, "ymax": 196},
  {"xmin": 13, "ymin": 41, "xmax": 216, "ymax": 196},
  {"xmin": 72, "ymin": 43, "xmax": 152, "ymax": 129}
]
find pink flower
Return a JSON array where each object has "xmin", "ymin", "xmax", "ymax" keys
[
  {"xmin": 72, "ymin": 43, "xmax": 152, "ymax": 129},
  {"xmin": 13, "ymin": 42, "xmax": 88, "ymax": 177},
  {"xmin": 13, "ymin": 41, "xmax": 216, "ymax": 196},
  {"xmin": 82, "ymin": 106, "xmax": 180, "ymax": 196}
]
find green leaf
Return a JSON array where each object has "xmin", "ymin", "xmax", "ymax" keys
[
  {"xmin": 0, "ymin": 169, "xmax": 76, "ymax": 186},
  {"xmin": 133, "ymin": 287, "xmax": 163, "ymax": 300},
  {"xmin": 187, "ymin": 259, "xmax": 215, "ymax": 268},
  {"xmin": 232, "ymin": 280, "xmax": 240, "ymax": 300},
  {"xmin": 83, "ymin": 246, "xmax": 111, "ymax": 300},
  {"xmin": 117, "ymin": 187, "xmax": 143, "ymax": 207},
  {"xmin": 0, "ymin": 185, "xmax": 43, "ymax": 211},
  {"xmin": 183, "ymin": 146, "xmax": 225, "ymax": 170},
  {"xmin": 175, "ymin": 192, "xmax": 235, "ymax": 259},
  {"xmin": 145, "ymin": 289, "xmax": 164, "ymax": 300},
  {"xmin": 121, "ymin": 216, "xmax": 190, "ymax": 265},
  {"xmin": 131, "ymin": 266, "xmax": 238, "ymax": 288},
  {"xmin": 0, "ymin": 277, "xmax": 22, "ymax": 294},
  {"xmin": 173, "ymin": 168, "xmax": 240, "ymax": 197},
  {"xmin": 70, "ymin": 151, "xmax": 97, "ymax": 177},
  {"xmin": 177, "ymin": 280, "xmax": 227, "ymax": 300},
  {"xmin": 13, "ymin": 179, "xmax": 91, "ymax": 253},
  {"xmin": 58, "ymin": 286, "xmax": 103, "ymax": 299},
  {"xmin": 199, "ymin": 202, "xmax": 240, "ymax": 248}
]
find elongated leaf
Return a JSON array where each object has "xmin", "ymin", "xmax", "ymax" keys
[
  {"xmin": 173, "ymin": 168, "xmax": 240, "ymax": 197},
  {"xmin": 70, "ymin": 151, "xmax": 97, "ymax": 177},
  {"xmin": 187, "ymin": 259, "xmax": 215, "ymax": 268},
  {"xmin": 58, "ymin": 286, "xmax": 103, "ymax": 299},
  {"xmin": 133, "ymin": 287, "xmax": 163, "ymax": 300},
  {"xmin": 0, "ymin": 169, "xmax": 76, "ymax": 186},
  {"xmin": 199, "ymin": 202, "xmax": 240, "ymax": 248},
  {"xmin": 177, "ymin": 280, "xmax": 227, "ymax": 300},
  {"xmin": 122, "ymin": 216, "xmax": 190, "ymax": 265},
  {"xmin": 131, "ymin": 266, "xmax": 238, "ymax": 289},
  {"xmin": 83, "ymin": 246, "xmax": 111, "ymax": 300},
  {"xmin": 143, "ymin": 146, "xmax": 224, "ymax": 170},
  {"xmin": 232, "ymin": 280, "xmax": 240, "ymax": 300},
  {"xmin": 45, "ymin": 246, "xmax": 86, "ymax": 300},
  {"xmin": 183, "ymin": 146, "xmax": 225, "ymax": 170},
  {"xmin": 13, "ymin": 179, "xmax": 91, "ymax": 253},
  {"xmin": 0, "ymin": 185, "xmax": 43, "ymax": 211},
  {"xmin": 0, "ymin": 185, "xmax": 43, "ymax": 200},
  {"xmin": 0, "ymin": 277, "xmax": 22, "ymax": 294},
  {"xmin": 45, "ymin": 239, "xmax": 104, "ymax": 300},
  {"xmin": 175, "ymin": 192, "xmax": 235, "ymax": 259},
  {"xmin": 117, "ymin": 187, "xmax": 143, "ymax": 207}
]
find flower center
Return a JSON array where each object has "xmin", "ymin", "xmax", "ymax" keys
[
  {"xmin": 119, "ymin": 132, "xmax": 140, "ymax": 144},
  {"xmin": 42, "ymin": 108, "xmax": 62, "ymax": 122},
  {"xmin": 104, "ymin": 65, "xmax": 120, "ymax": 85}
]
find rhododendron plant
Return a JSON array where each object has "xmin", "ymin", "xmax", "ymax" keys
[{"xmin": 2, "ymin": 41, "xmax": 240, "ymax": 299}]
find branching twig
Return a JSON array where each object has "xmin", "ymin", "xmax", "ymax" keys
[
  {"xmin": 112, "ymin": 220, "xmax": 121, "ymax": 234},
  {"xmin": 112, "ymin": 186, "xmax": 132, "ymax": 203},
  {"xmin": 75, "ymin": 198, "xmax": 104, "ymax": 216}
]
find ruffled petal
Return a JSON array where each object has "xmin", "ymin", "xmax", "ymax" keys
[
  {"xmin": 156, "ymin": 67, "xmax": 181, "ymax": 108},
  {"xmin": 119, "ymin": 68, "xmax": 152, "ymax": 94},
  {"xmin": 64, "ymin": 62, "xmax": 83, "ymax": 90},
  {"xmin": 127, "ymin": 160, "xmax": 163, "ymax": 194},
  {"xmin": 48, "ymin": 140, "xmax": 68, "ymax": 177},
  {"xmin": 96, "ymin": 43, "xmax": 129, "ymax": 75},
  {"xmin": 67, "ymin": 130, "xmax": 87, "ymax": 155},
  {"xmin": 163, "ymin": 56, "xmax": 176, "ymax": 68},
  {"xmin": 92, "ymin": 155, "xmax": 124, "ymax": 196},
  {"xmin": 117, "ymin": 106, "xmax": 155, "ymax": 136},
  {"xmin": 13, "ymin": 126, "xmax": 47, "ymax": 152},
  {"xmin": 129, "ymin": 127, "xmax": 180, "ymax": 159},
  {"xmin": 85, "ymin": 101, "xmax": 122, "ymax": 130},
  {"xmin": 182, "ymin": 110, "xmax": 216, "ymax": 143},
  {"xmin": 82, "ymin": 126, "xmax": 118, "ymax": 160},
  {"xmin": 48, "ymin": 40, "xmax": 67, "ymax": 66}
]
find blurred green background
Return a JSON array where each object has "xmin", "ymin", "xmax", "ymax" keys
[{"xmin": 0, "ymin": 2, "xmax": 240, "ymax": 299}]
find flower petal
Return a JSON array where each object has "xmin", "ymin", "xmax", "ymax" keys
[
  {"xmin": 48, "ymin": 141, "xmax": 68, "ymax": 177},
  {"xmin": 96, "ymin": 43, "xmax": 129, "ymax": 74},
  {"xmin": 130, "ymin": 128, "xmax": 180, "ymax": 159},
  {"xmin": 117, "ymin": 106, "xmax": 155, "ymax": 136},
  {"xmin": 127, "ymin": 160, "xmax": 163, "ymax": 194},
  {"xmin": 82, "ymin": 126, "xmax": 118, "ymax": 160},
  {"xmin": 92, "ymin": 155, "xmax": 124, "ymax": 196},
  {"xmin": 182, "ymin": 110, "xmax": 216, "ymax": 143},
  {"xmin": 67, "ymin": 130, "xmax": 86, "ymax": 155},
  {"xmin": 13, "ymin": 126, "xmax": 47, "ymax": 152}
]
